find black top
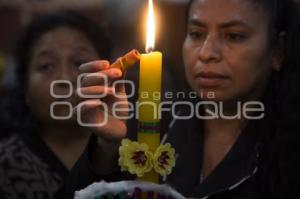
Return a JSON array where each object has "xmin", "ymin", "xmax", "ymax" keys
[
  {"xmin": 165, "ymin": 109, "xmax": 261, "ymax": 198},
  {"xmin": 62, "ymin": 108, "xmax": 264, "ymax": 199},
  {"xmin": 59, "ymin": 134, "xmax": 126, "ymax": 199},
  {"xmin": 0, "ymin": 131, "xmax": 69, "ymax": 199}
]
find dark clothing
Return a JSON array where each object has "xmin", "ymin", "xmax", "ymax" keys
[
  {"xmin": 165, "ymin": 110, "xmax": 261, "ymax": 198},
  {"xmin": 63, "ymin": 109, "xmax": 263, "ymax": 199},
  {"xmin": 59, "ymin": 134, "xmax": 126, "ymax": 199},
  {"xmin": 0, "ymin": 131, "xmax": 68, "ymax": 199}
]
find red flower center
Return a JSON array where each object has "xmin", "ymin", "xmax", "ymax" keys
[
  {"xmin": 158, "ymin": 151, "xmax": 170, "ymax": 169},
  {"xmin": 132, "ymin": 151, "xmax": 147, "ymax": 166}
]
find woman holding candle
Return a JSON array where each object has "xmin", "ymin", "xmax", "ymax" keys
[{"xmin": 64, "ymin": 0, "xmax": 300, "ymax": 198}]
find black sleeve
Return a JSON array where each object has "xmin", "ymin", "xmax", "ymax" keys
[{"xmin": 55, "ymin": 134, "xmax": 126, "ymax": 199}]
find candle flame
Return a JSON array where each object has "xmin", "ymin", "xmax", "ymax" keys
[{"xmin": 146, "ymin": 0, "xmax": 155, "ymax": 53}]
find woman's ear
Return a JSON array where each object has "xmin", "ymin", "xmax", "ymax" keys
[{"xmin": 272, "ymin": 32, "xmax": 286, "ymax": 71}]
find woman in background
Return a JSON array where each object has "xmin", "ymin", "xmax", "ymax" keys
[{"xmin": 0, "ymin": 11, "xmax": 117, "ymax": 199}]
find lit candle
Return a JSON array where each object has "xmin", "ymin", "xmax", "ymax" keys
[{"xmin": 137, "ymin": 0, "xmax": 162, "ymax": 183}]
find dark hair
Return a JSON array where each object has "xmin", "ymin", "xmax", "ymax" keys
[
  {"xmin": 187, "ymin": 0, "xmax": 300, "ymax": 198},
  {"xmin": 0, "ymin": 11, "xmax": 112, "ymax": 135}
]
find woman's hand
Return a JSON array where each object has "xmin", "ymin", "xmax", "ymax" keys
[{"xmin": 75, "ymin": 60, "xmax": 128, "ymax": 142}]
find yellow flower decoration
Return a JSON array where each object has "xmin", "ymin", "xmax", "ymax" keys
[
  {"xmin": 118, "ymin": 139, "xmax": 153, "ymax": 177},
  {"xmin": 153, "ymin": 143, "xmax": 176, "ymax": 176},
  {"xmin": 119, "ymin": 139, "xmax": 176, "ymax": 177}
]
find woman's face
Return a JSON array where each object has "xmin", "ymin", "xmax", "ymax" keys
[
  {"xmin": 183, "ymin": 0, "xmax": 278, "ymax": 102},
  {"xmin": 26, "ymin": 27, "xmax": 99, "ymax": 126}
]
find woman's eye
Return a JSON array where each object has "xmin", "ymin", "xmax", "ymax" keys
[
  {"xmin": 38, "ymin": 63, "xmax": 54, "ymax": 72},
  {"xmin": 226, "ymin": 33, "xmax": 247, "ymax": 42},
  {"xmin": 188, "ymin": 31, "xmax": 205, "ymax": 40}
]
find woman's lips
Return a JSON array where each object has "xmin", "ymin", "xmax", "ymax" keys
[{"xmin": 195, "ymin": 71, "xmax": 229, "ymax": 87}]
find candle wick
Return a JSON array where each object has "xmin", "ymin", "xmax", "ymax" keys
[{"xmin": 146, "ymin": 47, "xmax": 154, "ymax": 53}]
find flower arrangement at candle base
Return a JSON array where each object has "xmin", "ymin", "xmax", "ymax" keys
[
  {"xmin": 74, "ymin": 139, "xmax": 182, "ymax": 199},
  {"xmin": 118, "ymin": 139, "xmax": 176, "ymax": 178}
]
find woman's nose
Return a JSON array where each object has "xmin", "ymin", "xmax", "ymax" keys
[{"xmin": 198, "ymin": 35, "xmax": 222, "ymax": 63}]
